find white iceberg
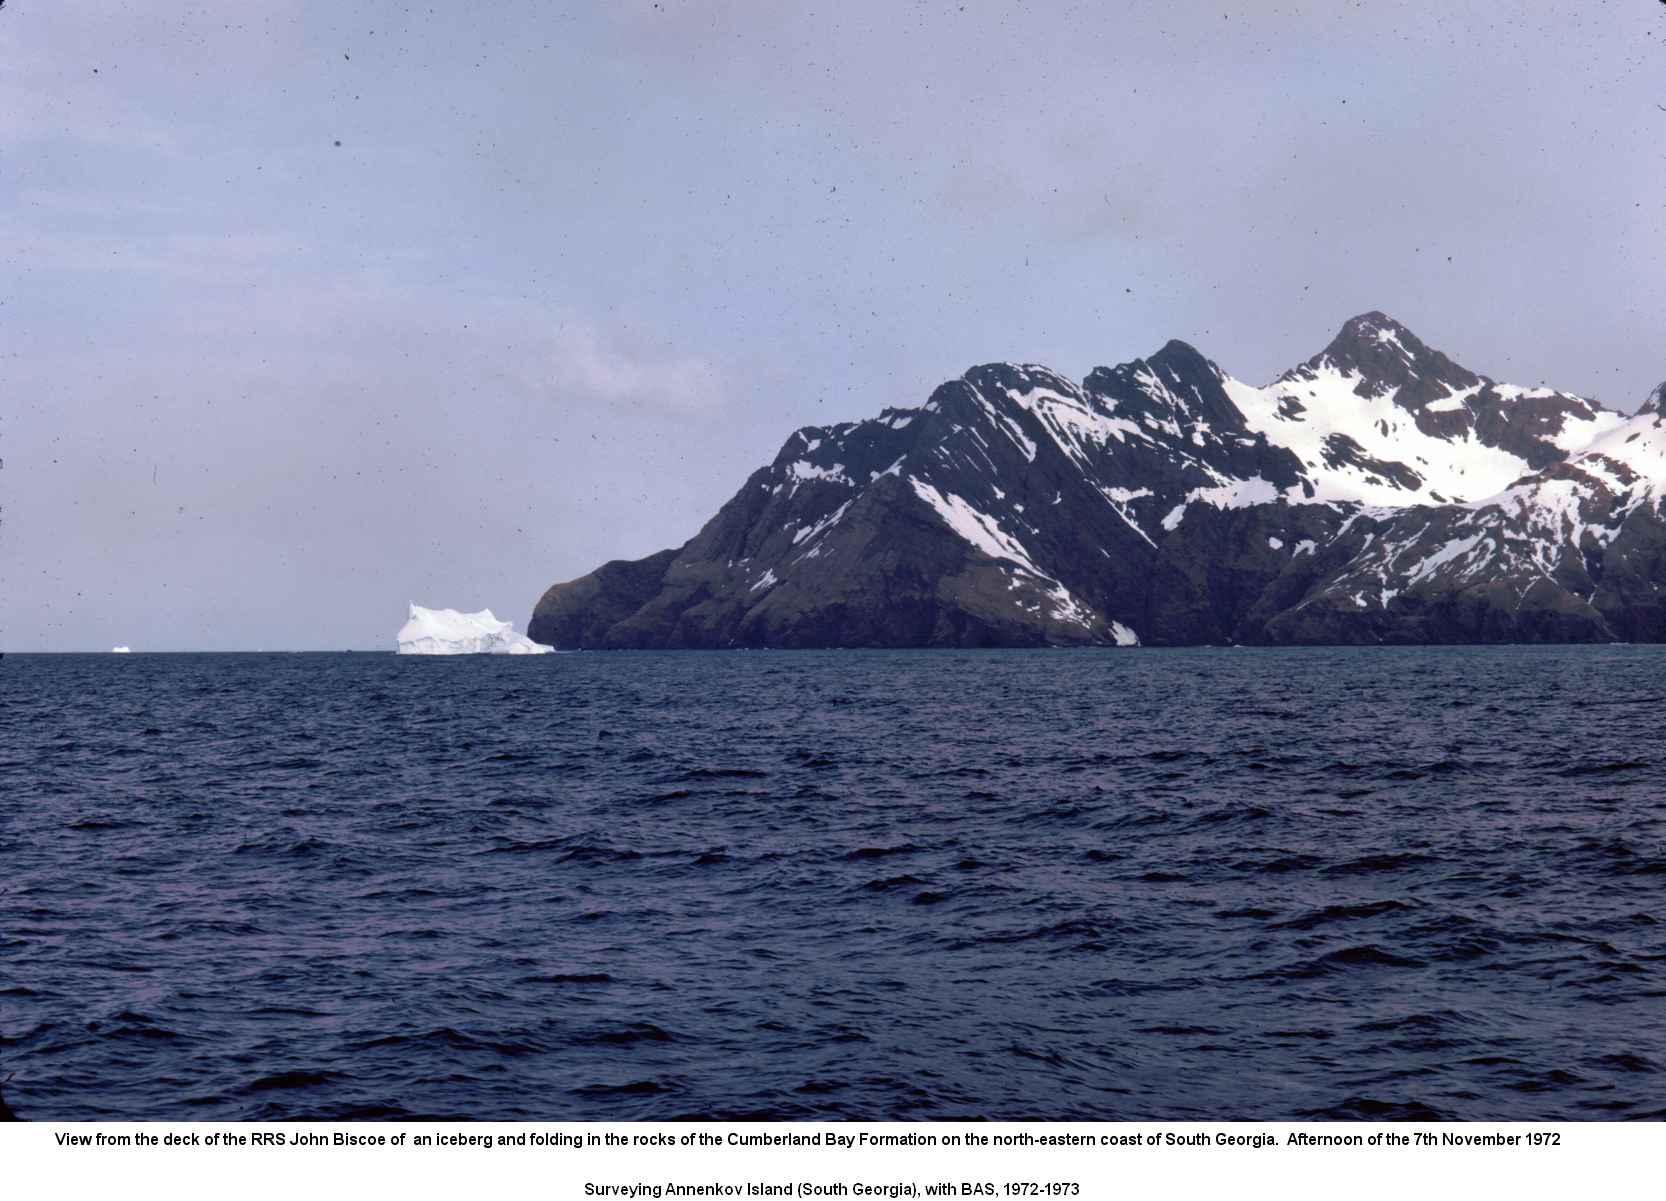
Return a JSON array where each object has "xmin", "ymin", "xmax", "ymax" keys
[
  {"xmin": 111, "ymin": 646, "xmax": 132, "ymax": 654},
  {"xmin": 396, "ymin": 604, "xmax": 553, "ymax": 655}
]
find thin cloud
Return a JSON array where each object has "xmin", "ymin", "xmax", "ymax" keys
[{"xmin": 547, "ymin": 322, "xmax": 723, "ymax": 414}]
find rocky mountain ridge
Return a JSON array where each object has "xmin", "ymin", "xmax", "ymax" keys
[{"xmin": 530, "ymin": 314, "xmax": 1666, "ymax": 647}]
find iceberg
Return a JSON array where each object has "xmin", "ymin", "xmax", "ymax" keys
[
  {"xmin": 111, "ymin": 646, "xmax": 132, "ymax": 654},
  {"xmin": 396, "ymin": 604, "xmax": 554, "ymax": 655}
]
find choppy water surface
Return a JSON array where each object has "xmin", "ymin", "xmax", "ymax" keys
[{"xmin": 3, "ymin": 647, "xmax": 1665, "ymax": 1121}]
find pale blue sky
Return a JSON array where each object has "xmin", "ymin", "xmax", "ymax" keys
[{"xmin": 4, "ymin": 1, "xmax": 1665, "ymax": 649}]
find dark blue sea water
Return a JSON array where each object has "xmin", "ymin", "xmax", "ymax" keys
[{"xmin": 3, "ymin": 647, "xmax": 1665, "ymax": 1121}]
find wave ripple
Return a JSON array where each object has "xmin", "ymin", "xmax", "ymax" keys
[{"xmin": 3, "ymin": 646, "xmax": 1665, "ymax": 1120}]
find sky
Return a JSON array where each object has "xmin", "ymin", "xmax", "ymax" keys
[{"xmin": 3, "ymin": 0, "xmax": 1665, "ymax": 650}]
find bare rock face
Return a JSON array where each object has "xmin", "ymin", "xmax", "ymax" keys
[{"xmin": 529, "ymin": 315, "xmax": 1666, "ymax": 648}]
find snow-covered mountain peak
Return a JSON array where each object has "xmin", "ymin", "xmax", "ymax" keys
[
  {"xmin": 758, "ymin": 322, "xmax": 1630, "ymax": 521},
  {"xmin": 1285, "ymin": 311, "xmax": 1481, "ymax": 408},
  {"xmin": 532, "ymin": 316, "xmax": 1666, "ymax": 649},
  {"xmin": 1183, "ymin": 315, "xmax": 1627, "ymax": 508}
]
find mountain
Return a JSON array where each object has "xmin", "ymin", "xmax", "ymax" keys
[{"xmin": 529, "ymin": 315, "xmax": 1666, "ymax": 647}]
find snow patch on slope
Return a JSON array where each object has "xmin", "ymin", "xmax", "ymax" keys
[
  {"xmin": 1221, "ymin": 369, "xmax": 1533, "ymax": 505},
  {"xmin": 909, "ymin": 477, "xmax": 1126, "ymax": 640},
  {"xmin": 785, "ymin": 460, "xmax": 854, "ymax": 487},
  {"xmin": 791, "ymin": 499, "xmax": 853, "ymax": 547},
  {"xmin": 910, "ymin": 479, "xmax": 1043, "ymax": 574},
  {"xmin": 1004, "ymin": 384, "xmax": 1146, "ymax": 466}
]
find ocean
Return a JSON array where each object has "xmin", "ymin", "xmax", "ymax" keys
[{"xmin": 3, "ymin": 647, "xmax": 1663, "ymax": 1121}]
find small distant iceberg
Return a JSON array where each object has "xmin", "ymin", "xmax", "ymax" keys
[
  {"xmin": 111, "ymin": 646, "xmax": 132, "ymax": 654},
  {"xmin": 396, "ymin": 604, "xmax": 553, "ymax": 655}
]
